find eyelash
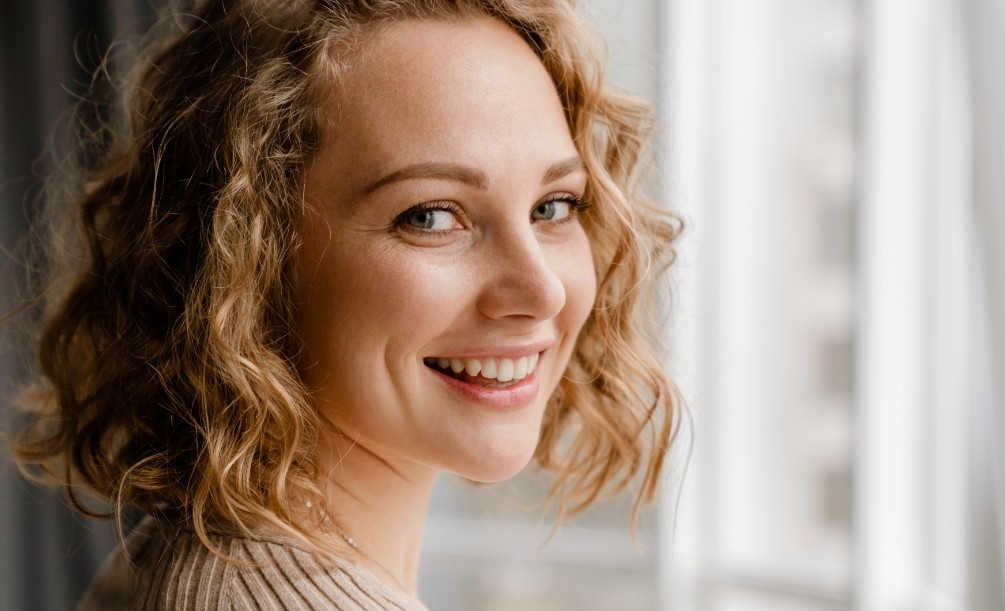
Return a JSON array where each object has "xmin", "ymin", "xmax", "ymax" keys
[
  {"xmin": 537, "ymin": 193, "xmax": 591, "ymax": 223},
  {"xmin": 391, "ymin": 193, "xmax": 591, "ymax": 235},
  {"xmin": 392, "ymin": 201, "xmax": 464, "ymax": 235}
]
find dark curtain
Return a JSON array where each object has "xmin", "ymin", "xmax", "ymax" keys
[{"xmin": 0, "ymin": 2, "xmax": 159, "ymax": 610}]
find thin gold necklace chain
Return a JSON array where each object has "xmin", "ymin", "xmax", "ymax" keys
[{"xmin": 298, "ymin": 498, "xmax": 408, "ymax": 593}]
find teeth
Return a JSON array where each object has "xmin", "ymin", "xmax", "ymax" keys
[
  {"xmin": 513, "ymin": 356, "xmax": 528, "ymax": 379},
  {"xmin": 481, "ymin": 358, "xmax": 497, "ymax": 379},
  {"xmin": 427, "ymin": 354, "xmax": 540, "ymax": 382},
  {"xmin": 497, "ymin": 359, "xmax": 514, "ymax": 382},
  {"xmin": 464, "ymin": 359, "xmax": 482, "ymax": 376}
]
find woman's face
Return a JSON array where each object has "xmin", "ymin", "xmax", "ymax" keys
[{"xmin": 296, "ymin": 16, "xmax": 596, "ymax": 482}]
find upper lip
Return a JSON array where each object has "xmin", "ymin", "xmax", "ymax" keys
[{"xmin": 424, "ymin": 338, "xmax": 554, "ymax": 360}]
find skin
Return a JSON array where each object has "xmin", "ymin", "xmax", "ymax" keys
[{"xmin": 295, "ymin": 16, "xmax": 596, "ymax": 597}]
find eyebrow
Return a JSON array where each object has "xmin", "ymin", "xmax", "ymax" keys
[
  {"xmin": 361, "ymin": 156, "xmax": 586, "ymax": 196},
  {"xmin": 541, "ymin": 156, "xmax": 587, "ymax": 184}
]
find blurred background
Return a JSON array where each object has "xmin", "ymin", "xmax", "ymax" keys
[{"xmin": 1, "ymin": 0, "xmax": 1002, "ymax": 610}]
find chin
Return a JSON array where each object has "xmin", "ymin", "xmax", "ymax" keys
[{"xmin": 448, "ymin": 437, "xmax": 539, "ymax": 483}]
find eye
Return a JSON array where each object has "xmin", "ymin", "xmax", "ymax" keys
[
  {"xmin": 394, "ymin": 203, "xmax": 463, "ymax": 233},
  {"xmin": 531, "ymin": 194, "xmax": 589, "ymax": 222}
]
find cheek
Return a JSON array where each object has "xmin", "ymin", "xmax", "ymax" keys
[
  {"xmin": 301, "ymin": 242, "xmax": 472, "ymax": 352},
  {"xmin": 560, "ymin": 232, "xmax": 598, "ymax": 331}
]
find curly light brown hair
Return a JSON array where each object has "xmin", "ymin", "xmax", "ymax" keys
[{"xmin": 11, "ymin": 0, "xmax": 683, "ymax": 557}]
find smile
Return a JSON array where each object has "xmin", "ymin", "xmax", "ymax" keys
[{"xmin": 423, "ymin": 353, "xmax": 540, "ymax": 385}]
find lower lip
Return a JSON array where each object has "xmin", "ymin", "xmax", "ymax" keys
[{"xmin": 429, "ymin": 366, "xmax": 541, "ymax": 409}]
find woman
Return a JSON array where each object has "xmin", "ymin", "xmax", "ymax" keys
[{"xmin": 11, "ymin": 0, "xmax": 681, "ymax": 608}]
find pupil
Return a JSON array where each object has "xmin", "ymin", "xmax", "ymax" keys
[{"xmin": 536, "ymin": 202, "xmax": 554, "ymax": 220}]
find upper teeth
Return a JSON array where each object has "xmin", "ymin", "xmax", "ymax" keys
[{"xmin": 426, "ymin": 354, "xmax": 540, "ymax": 383}]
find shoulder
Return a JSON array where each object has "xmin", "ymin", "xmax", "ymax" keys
[{"xmin": 76, "ymin": 517, "xmax": 424, "ymax": 611}]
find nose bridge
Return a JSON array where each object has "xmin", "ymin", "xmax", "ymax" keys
[{"xmin": 478, "ymin": 225, "xmax": 566, "ymax": 321}]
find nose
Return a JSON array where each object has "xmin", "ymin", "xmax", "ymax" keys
[{"xmin": 476, "ymin": 229, "xmax": 567, "ymax": 322}]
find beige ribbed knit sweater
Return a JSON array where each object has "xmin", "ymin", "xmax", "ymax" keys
[{"xmin": 76, "ymin": 517, "xmax": 428, "ymax": 610}]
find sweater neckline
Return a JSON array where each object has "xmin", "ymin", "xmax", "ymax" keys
[{"xmin": 139, "ymin": 515, "xmax": 430, "ymax": 611}]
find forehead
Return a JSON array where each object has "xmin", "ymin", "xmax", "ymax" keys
[{"xmin": 309, "ymin": 16, "xmax": 577, "ymax": 192}]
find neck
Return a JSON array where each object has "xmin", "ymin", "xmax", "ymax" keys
[{"xmin": 315, "ymin": 433, "xmax": 438, "ymax": 597}]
